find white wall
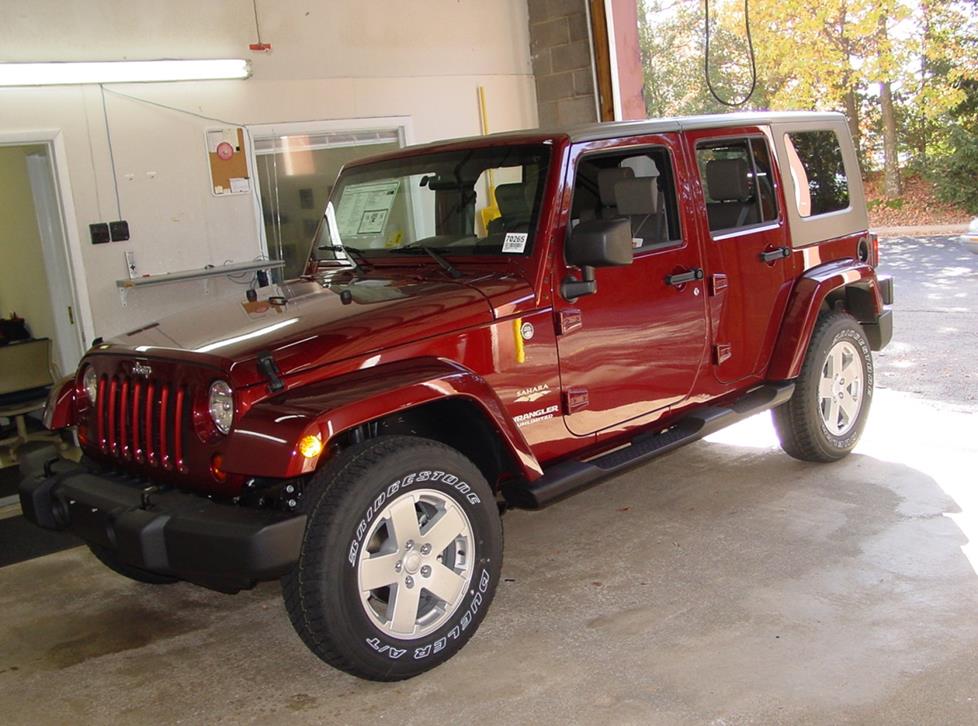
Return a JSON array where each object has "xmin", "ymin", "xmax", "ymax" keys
[{"xmin": 0, "ymin": 0, "xmax": 538, "ymax": 340}]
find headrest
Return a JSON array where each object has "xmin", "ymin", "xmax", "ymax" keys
[
  {"xmin": 614, "ymin": 177, "xmax": 658, "ymax": 216},
  {"xmin": 494, "ymin": 183, "xmax": 530, "ymax": 218},
  {"xmin": 597, "ymin": 167, "xmax": 635, "ymax": 206},
  {"xmin": 621, "ymin": 156, "xmax": 661, "ymax": 179},
  {"xmin": 705, "ymin": 158, "xmax": 751, "ymax": 201}
]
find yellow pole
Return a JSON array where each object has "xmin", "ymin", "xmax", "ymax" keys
[
  {"xmin": 478, "ymin": 86, "xmax": 499, "ymax": 233},
  {"xmin": 513, "ymin": 318, "xmax": 526, "ymax": 364}
]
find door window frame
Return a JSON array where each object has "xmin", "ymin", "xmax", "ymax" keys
[
  {"xmin": 246, "ymin": 116, "xmax": 414, "ymax": 268},
  {"xmin": 693, "ymin": 132, "xmax": 784, "ymax": 241},
  {"xmin": 565, "ymin": 139, "xmax": 687, "ymax": 257}
]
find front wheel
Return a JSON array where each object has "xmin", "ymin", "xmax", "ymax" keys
[
  {"xmin": 282, "ymin": 435, "xmax": 503, "ymax": 681},
  {"xmin": 773, "ymin": 311, "xmax": 874, "ymax": 462}
]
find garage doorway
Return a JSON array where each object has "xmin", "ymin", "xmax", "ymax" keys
[
  {"xmin": 249, "ymin": 118, "xmax": 411, "ymax": 281},
  {"xmin": 0, "ymin": 134, "xmax": 88, "ymax": 376}
]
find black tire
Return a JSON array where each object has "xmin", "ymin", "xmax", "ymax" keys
[
  {"xmin": 87, "ymin": 544, "xmax": 178, "ymax": 585},
  {"xmin": 282, "ymin": 435, "xmax": 503, "ymax": 681},
  {"xmin": 773, "ymin": 311, "xmax": 874, "ymax": 462}
]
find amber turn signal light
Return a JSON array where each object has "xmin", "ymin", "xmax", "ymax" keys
[
  {"xmin": 298, "ymin": 434, "xmax": 323, "ymax": 459},
  {"xmin": 210, "ymin": 452, "xmax": 228, "ymax": 482}
]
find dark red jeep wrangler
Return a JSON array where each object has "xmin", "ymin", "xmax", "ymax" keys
[{"xmin": 21, "ymin": 111, "xmax": 892, "ymax": 681}]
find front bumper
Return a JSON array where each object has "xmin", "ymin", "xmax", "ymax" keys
[{"xmin": 19, "ymin": 454, "xmax": 306, "ymax": 592}]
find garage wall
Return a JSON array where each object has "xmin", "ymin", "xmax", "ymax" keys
[{"xmin": 0, "ymin": 0, "xmax": 538, "ymax": 341}]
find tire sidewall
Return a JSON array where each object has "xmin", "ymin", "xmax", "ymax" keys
[
  {"xmin": 807, "ymin": 317, "xmax": 874, "ymax": 456},
  {"xmin": 305, "ymin": 439, "xmax": 502, "ymax": 678}
]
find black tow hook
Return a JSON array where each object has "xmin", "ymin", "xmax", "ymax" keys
[{"xmin": 141, "ymin": 485, "xmax": 161, "ymax": 509}]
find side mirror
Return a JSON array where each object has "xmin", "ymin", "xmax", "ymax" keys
[
  {"xmin": 565, "ymin": 218, "xmax": 634, "ymax": 268},
  {"xmin": 562, "ymin": 218, "xmax": 633, "ymax": 299}
]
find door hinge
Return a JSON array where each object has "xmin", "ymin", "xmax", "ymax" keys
[
  {"xmin": 563, "ymin": 387, "xmax": 589, "ymax": 414},
  {"xmin": 714, "ymin": 343, "xmax": 732, "ymax": 364},
  {"xmin": 709, "ymin": 274, "xmax": 728, "ymax": 296},
  {"xmin": 67, "ymin": 305, "xmax": 74, "ymax": 325},
  {"xmin": 556, "ymin": 308, "xmax": 583, "ymax": 335}
]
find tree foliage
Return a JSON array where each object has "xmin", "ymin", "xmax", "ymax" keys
[{"xmin": 638, "ymin": 0, "xmax": 978, "ymax": 207}]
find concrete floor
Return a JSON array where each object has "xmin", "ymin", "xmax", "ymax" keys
[{"xmin": 1, "ymin": 236, "xmax": 977, "ymax": 724}]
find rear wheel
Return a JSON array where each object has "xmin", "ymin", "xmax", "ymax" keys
[
  {"xmin": 87, "ymin": 544, "xmax": 178, "ymax": 585},
  {"xmin": 773, "ymin": 311, "xmax": 874, "ymax": 462},
  {"xmin": 282, "ymin": 435, "xmax": 502, "ymax": 681}
]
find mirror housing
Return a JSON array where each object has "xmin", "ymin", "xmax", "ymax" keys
[
  {"xmin": 565, "ymin": 218, "xmax": 634, "ymax": 268},
  {"xmin": 562, "ymin": 218, "xmax": 633, "ymax": 300}
]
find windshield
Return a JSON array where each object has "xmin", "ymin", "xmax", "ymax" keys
[{"xmin": 313, "ymin": 144, "xmax": 551, "ymax": 262}]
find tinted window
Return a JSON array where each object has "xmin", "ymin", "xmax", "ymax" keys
[
  {"xmin": 784, "ymin": 130, "xmax": 850, "ymax": 217},
  {"xmin": 696, "ymin": 137, "xmax": 779, "ymax": 233},
  {"xmin": 570, "ymin": 147, "xmax": 682, "ymax": 251}
]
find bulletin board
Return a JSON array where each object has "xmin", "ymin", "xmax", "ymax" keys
[{"xmin": 206, "ymin": 127, "xmax": 251, "ymax": 196}]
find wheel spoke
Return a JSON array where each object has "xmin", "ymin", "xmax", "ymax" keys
[
  {"xmin": 386, "ymin": 494, "xmax": 421, "ymax": 549},
  {"xmin": 388, "ymin": 582, "xmax": 423, "ymax": 635},
  {"xmin": 839, "ymin": 386, "xmax": 860, "ymax": 421},
  {"xmin": 425, "ymin": 563, "xmax": 467, "ymax": 605},
  {"xmin": 827, "ymin": 398, "xmax": 841, "ymax": 431},
  {"xmin": 818, "ymin": 374, "xmax": 834, "ymax": 400},
  {"xmin": 840, "ymin": 357, "xmax": 861, "ymax": 382},
  {"xmin": 359, "ymin": 552, "xmax": 401, "ymax": 591},
  {"xmin": 832, "ymin": 347, "xmax": 845, "ymax": 376},
  {"xmin": 421, "ymin": 504, "xmax": 467, "ymax": 554}
]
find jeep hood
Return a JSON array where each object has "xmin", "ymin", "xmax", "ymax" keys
[{"xmin": 105, "ymin": 272, "xmax": 533, "ymax": 387}]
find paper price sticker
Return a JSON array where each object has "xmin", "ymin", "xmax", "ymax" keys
[{"xmin": 502, "ymin": 232, "xmax": 528, "ymax": 253}]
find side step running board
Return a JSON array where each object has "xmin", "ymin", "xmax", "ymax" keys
[{"xmin": 515, "ymin": 382, "xmax": 795, "ymax": 509}]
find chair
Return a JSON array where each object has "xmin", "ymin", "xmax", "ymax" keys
[{"xmin": 0, "ymin": 338, "xmax": 62, "ymax": 468}]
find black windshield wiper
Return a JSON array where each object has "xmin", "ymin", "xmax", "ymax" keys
[
  {"xmin": 318, "ymin": 244, "xmax": 369, "ymax": 273},
  {"xmin": 392, "ymin": 245, "xmax": 462, "ymax": 279}
]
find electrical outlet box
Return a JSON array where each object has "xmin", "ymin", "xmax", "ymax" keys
[
  {"xmin": 109, "ymin": 220, "xmax": 130, "ymax": 241},
  {"xmin": 90, "ymin": 223, "xmax": 111, "ymax": 244}
]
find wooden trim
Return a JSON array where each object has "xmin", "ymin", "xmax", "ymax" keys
[{"xmin": 588, "ymin": 0, "xmax": 615, "ymax": 122}]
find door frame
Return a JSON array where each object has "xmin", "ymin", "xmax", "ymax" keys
[
  {"xmin": 245, "ymin": 116, "xmax": 415, "ymax": 264},
  {"xmin": 0, "ymin": 129, "xmax": 92, "ymax": 372}
]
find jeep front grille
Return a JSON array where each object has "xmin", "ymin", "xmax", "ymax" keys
[{"xmin": 96, "ymin": 373, "xmax": 189, "ymax": 472}]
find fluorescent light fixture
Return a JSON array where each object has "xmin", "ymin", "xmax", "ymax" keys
[{"xmin": 0, "ymin": 59, "xmax": 251, "ymax": 86}]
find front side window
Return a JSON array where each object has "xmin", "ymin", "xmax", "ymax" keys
[
  {"xmin": 783, "ymin": 130, "xmax": 850, "ymax": 217},
  {"xmin": 313, "ymin": 144, "xmax": 551, "ymax": 261},
  {"xmin": 570, "ymin": 146, "xmax": 682, "ymax": 251},
  {"xmin": 696, "ymin": 137, "xmax": 779, "ymax": 234}
]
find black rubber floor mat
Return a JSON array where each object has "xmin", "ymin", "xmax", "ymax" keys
[{"xmin": 0, "ymin": 515, "xmax": 80, "ymax": 568}]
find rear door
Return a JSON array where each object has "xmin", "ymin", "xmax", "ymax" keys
[
  {"xmin": 554, "ymin": 135, "xmax": 709, "ymax": 436},
  {"xmin": 686, "ymin": 129, "xmax": 794, "ymax": 383}
]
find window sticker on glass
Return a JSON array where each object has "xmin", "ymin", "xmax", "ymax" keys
[
  {"xmin": 336, "ymin": 180, "xmax": 400, "ymax": 237},
  {"xmin": 502, "ymin": 232, "xmax": 528, "ymax": 253}
]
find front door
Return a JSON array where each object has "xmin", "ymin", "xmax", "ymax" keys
[
  {"xmin": 687, "ymin": 130, "xmax": 794, "ymax": 383},
  {"xmin": 555, "ymin": 136, "xmax": 709, "ymax": 436}
]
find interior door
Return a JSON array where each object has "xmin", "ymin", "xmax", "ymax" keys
[
  {"xmin": 688, "ymin": 131, "xmax": 794, "ymax": 383},
  {"xmin": 555, "ymin": 137, "xmax": 709, "ymax": 436}
]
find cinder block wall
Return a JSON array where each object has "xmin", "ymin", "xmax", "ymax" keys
[{"xmin": 527, "ymin": 0, "xmax": 598, "ymax": 127}]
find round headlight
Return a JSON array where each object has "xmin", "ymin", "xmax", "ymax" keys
[
  {"xmin": 208, "ymin": 380, "xmax": 234, "ymax": 434},
  {"xmin": 82, "ymin": 366, "xmax": 98, "ymax": 402}
]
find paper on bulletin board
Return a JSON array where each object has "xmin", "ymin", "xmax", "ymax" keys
[
  {"xmin": 336, "ymin": 180, "xmax": 400, "ymax": 237},
  {"xmin": 206, "ymin": 127, "xmax": 250, "ymax": 196}
]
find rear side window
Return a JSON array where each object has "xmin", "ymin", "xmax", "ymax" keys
[
  {"xmin": 783, "ymin": 130, "xmax": 850, "ymax": 217},
  {"xmin": 696, "ymin": 137, "xmax": 779, "ymax": 234}
]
